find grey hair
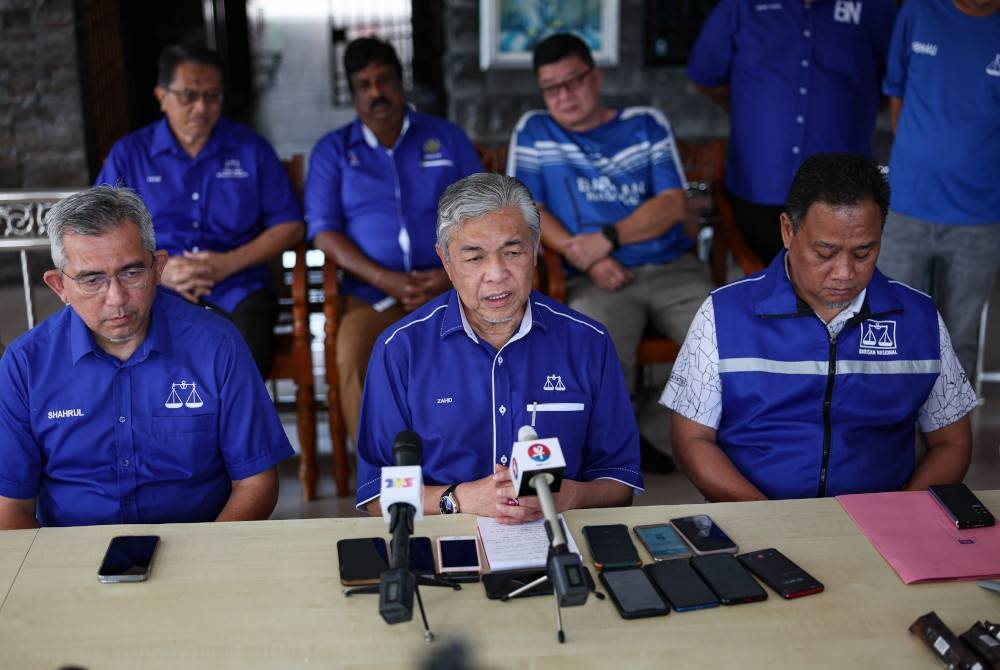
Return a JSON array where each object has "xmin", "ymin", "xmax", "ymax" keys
[
  {"xmin": 436, "ymin": 173, "xmax": 540, "ymax": 257},
  {"xmin": 46, "ymin": 186, "xmax": 156, "ymax": 270}
]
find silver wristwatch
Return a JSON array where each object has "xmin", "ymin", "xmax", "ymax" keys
[{"xmin": 439, "ymin": 484, "xmax": 460, "ymax": 514}]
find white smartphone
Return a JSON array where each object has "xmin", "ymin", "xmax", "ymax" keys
[
  {"xmin": 98, "ymin": 535, "xmax": 160, "ymax": 583},
  {"xmin": 435, "ymin": 535, "xmax": 481, "ymax": 582}
]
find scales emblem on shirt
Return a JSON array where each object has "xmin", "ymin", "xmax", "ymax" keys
[
  {"xmin": 859, "ymin": 320, "xmax": 897, "ymax": 356},
  {"xmin": 987, "ymin": 54, "xmax": 1000, "ymax": 78},
  {"xmin": 165, "ymin": 380, "xmax": 204, "ymax": 409},
  {"xmin": 543, "ymin": 374, "xmax": 566, "ymax": 391}
]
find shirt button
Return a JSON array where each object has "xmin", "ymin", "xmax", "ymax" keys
[
  {"xmin": 801, "ymin": 59, "xmax": 809, "ymax": 67},
  {"xmin": 792, "ymin": 146, "xmax": 801, "ymax": 155},
  {"xmin": 799, "ymin": 87, "xmax": 807, "ymax": 95},
  {"xmin": 119, "ymin": 416, "xmax": 126, "ymax": 423},
  {"xmin": 191, "ymin": 192, "xmax": 199, "ymax": 201},
  {"xmin": 498, "ymin": 356, "xmax": 504, "ymax": 365},
  {"xmin": 192, "ymin": 221, "xmax": 200, "ymax": 229},
  {"xmin": 796, "ymin": 115, "xmax": 805, "ymax": 124},
  {"xmin": 500, "ymin": 455, "xmax": 508, "ymax": 465},
  {"xmin": 498, "ymin": 405, "xmax": 507, "ymax": 415},
  {"xmin": 121, "ymin": 459, "xmax": 130, "ymax": 468},
  {"xmin": 803, "ymin": 29, "xmax": 811, "ymax": 37}
]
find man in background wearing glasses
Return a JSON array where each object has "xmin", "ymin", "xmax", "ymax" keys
[
  {"xmin": 0, "ymin": 186, "xmax": 293, "ymax": 529},
  {"xmin": 96, "ymin": 44, "xmax": 304, "ymax": 377},
  {"xmin": 508, "ymin": 33, "xmax": 713, "ymax": 473}
]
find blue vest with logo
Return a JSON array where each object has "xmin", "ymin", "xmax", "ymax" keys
[{"xmin": 712, "ymin": 252, "xmax": 941, "ymax": 499}]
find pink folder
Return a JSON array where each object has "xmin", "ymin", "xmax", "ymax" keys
[{"xmin": 837, "ymin": 491, "xmax": 1000, "ymax": 584}]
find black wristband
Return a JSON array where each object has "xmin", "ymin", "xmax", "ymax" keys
[{"xmin": 600, "ymin": 224, "xmax": 620, "ymax": 251}]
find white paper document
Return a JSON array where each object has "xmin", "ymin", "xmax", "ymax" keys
[{"xmin": 476, "ymin": 514, "xmax": 581, "ymax": 572}]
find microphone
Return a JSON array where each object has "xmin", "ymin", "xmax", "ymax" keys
[
  {"xmin": 378, "ymin": 430, "xmax": 424, "ymax": 624},
  {"xmin": 510, "ymin": 426, "xmax": 588, "ymax": 608}
]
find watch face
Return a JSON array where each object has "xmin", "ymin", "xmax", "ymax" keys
[{"xmin": 441, "ymin": 489, "xmax": 458, "ymax": 514}]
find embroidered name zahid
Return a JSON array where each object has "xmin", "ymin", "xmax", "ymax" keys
[{"xmin": 48, "ymin": 409, "xmax": 85, "ymax": 419}]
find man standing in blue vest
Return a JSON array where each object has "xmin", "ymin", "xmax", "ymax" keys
[{"xmin": 661, "ymin": 154, "xmax": 976, "ymax": 501}]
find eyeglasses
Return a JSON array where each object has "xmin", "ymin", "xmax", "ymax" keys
[
  {"xmin": 61, "ymin": 261, "xmax": 154, "ymax": 295},
  {"xmin": 539, "ymin": 67, "xmax": 594, "ymax": 99},
  {"xmin": 165, "ymin": 87, "xmax": 223, "ymax": 106}
]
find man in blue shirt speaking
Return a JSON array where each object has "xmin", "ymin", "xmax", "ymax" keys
[
  {"xmin": 96, "ymin": 44, "xmax": 305, "ymax": 377},
  {"xmin": 356, "ymin": 174, "xmax": 642, "ymax": 521},
  {"xmin": 0, "ymin": 186, "xmax": 294, "ymax": 529}
]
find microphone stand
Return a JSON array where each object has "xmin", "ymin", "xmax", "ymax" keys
[
  {"xmin": 500, "ymin": 477, "xmax": 591, "ymax": 644},
  {"xmin": 342, "ymin": 503, "xmax": 459, "ymax": 643}
]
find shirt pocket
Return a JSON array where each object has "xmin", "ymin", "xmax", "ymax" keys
[
  {"xmin": 134, "ymin": 414, "xmax": 221, "ymax": 479},
  {"xmin": 516, "ymin": 393, "xmax": 590, "ymax": 473}
]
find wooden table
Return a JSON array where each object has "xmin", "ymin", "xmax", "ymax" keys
[
  {"xmin": 0, "ymin": 495, "xmax": 997, "ymax": 669},
  {"xmin": 0, "ymin": 529, "xmax": 35, "ymax": 611}
]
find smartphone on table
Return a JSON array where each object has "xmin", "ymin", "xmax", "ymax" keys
[
  {"xmin": 643, "ymin": 560, "xmax": 719, "ymax": 612},
  {"xmin": 633, "ymin": 523, "xmax": 692, "ymax": 561},
  {"xmin": 97, "ymin": 535, "xmax": 160, "ymax": 583},
  {"xmin": 599, "ymin": 567, "xmax": 670, "ymax": 619},
  {"xmin": 436, "ymin": 536, "xmax": 481, "ymax": 582},
  {"xmin": 337, "ymin": 537, "xmax": 388, "ymax": 586},
  {"xmin": 582, "ymin": 524, "xmax": 642, "ymax": 570},
  {"xmin": 670, "ymin": 514, "xmax": 739, "ymax": 555},
  {"xmin": 392, "ymin": 536, "xmax": 435, "ymax": 577},
  {"xmin": 928, "ymin": 483, "xmax": 995, "ymax": 529},
  {"xmin": 690, "ymin": 553, "xmax": 767, "ymax": 605},
  {"xmin": 736, "ymin": 548, "xmax": 824, "ymax": 599}
]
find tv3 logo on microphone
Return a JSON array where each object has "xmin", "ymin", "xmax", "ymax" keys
[{"xmin": 383, "ymin": 476, "xmax": 417, "ymax": 488}]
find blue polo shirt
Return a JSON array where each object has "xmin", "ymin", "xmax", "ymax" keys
[
  {"xmin": 96, "ymin": 118, "xmax": 303, "ymax": 313},
  {"xmin": 304, "ymin": 110, "xmax": 482, "ymax": 305},
  {"xmin": 687, "ymin": 0, "xmax": 896, "ymax": 205},
  {"xmin": 0, "ymin": 288, "xmax": 294, "ymax": 526},
  {"xmin": 509, "ymin": 108, "xmax": 691, "ymax": 268},
  {"xmin": 355, "ymin": 289, "xmax": 643, "ymax": 509},
  {"xmin": 883, "ymin": 0, "xmax": 1000, "ymax": 225}
]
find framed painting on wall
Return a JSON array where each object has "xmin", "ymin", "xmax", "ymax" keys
[{"xmin": 479, "ymin": 0, "xmax": 619, "ymax": 70}]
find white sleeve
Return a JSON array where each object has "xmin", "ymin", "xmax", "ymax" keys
[
  {"xmin": 659, "ymin": 296, "xmax": 723, "ymax": 429},
  {"xmin": 917, "ymin": 312, "xmax": 978, "ymax": 432}
]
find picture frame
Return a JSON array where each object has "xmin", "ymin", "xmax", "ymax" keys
[{"xmin": 479, "ymin": 0, "xmax": 620, "ymax": 70}]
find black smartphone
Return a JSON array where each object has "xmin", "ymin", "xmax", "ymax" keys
[
  {"xmin": 643, "ymin": 559, "xmax": 720, "ymax": 612},
  {"xmin": 337, "ymin": 537, "xmax": 388, "ymax": 586},
  {"xmin": 690, "ymin": 553, "xmax": 767, "ymax": 605},
  {"xmin": 928, "ymin": 483, "xmax": 995, "ymax": 529},
  {"xmin": 98, "ymin": 535, "xmax": 160, "ymax": 583},
  {"xmin": 737, "ymin": 548, "xmax": 824, "ymax": 599},
  {"xmin": 633, "ymin": 523, "xmax": 692, "ymax": 561},
  {"xmin": 582, "ymin": 524, "xmax": 642, "ymax": 570},
  {"xmin": 670, "ymin": 515, "xmax": 739, "ymax": 555},
  {"xmin": 599, "ymin": 567, "xmax": 670, "ymax": 619},
  {"xmin": 482, "ymin": 567, "xmax": 597, "ymax": 600},
  {"xmin": 391, "ymin": 536, "xmax": 435, "ymax": 577}
]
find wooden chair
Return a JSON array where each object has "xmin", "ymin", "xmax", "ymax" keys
[
  {"xmin": 321, "ymin": 256, "xmax": 351, "ymax": 498},
  {"xmin": 271, "ymin": 155, "xmax": 320, "ymax": 500}
]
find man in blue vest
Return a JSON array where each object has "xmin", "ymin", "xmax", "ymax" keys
[{"xmin": 661, "ymin": 154, "xmax": 976, "ymax": 501}]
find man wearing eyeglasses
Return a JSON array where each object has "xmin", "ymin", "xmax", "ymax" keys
[
  {"xmin": 508, "ymin": 33, "xmax": 714, "ymax": 472},
  {"xmin": 0, "ymin": 186, "xmax": 294, "ymax": 529},
  {"xmin": 96, "ymin": 44, "xmax": 304, "ymax": 377}
]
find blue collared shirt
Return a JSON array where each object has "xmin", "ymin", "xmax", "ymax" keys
[
  {"xmin": 687, "ymin": 0, "xmax": 896, "ymax": 205},
  {"xmin": 355, "ymin": 289, "xmax": 643, "ymax": 509},
  {"xmin": 96, "ymin": 117, "xmax": 303, "ymax": 313},
  {"xmin": 0, "ymin": 288, "xmax": 294, "ymax": 526},
  {"xmin": 304, "ymin": 110, "xmax": 482, "ymax": 305}
]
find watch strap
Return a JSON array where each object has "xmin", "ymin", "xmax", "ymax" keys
[{"xmin": 600, "ymin": 224, "xmax": 620, "ymax": 251}]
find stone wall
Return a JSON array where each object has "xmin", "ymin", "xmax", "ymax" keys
[
  {"xmin": 0, "ymin": 0, "xmax": 89, "ymax": 188},
  {"xmin": 442, "ymin": 0, "xmax": 728, "ymax": 147}
]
